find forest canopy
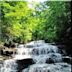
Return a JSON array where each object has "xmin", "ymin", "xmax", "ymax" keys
[{"xmin": 0, "ymin": 1, "xmax": 71, "ymax": 43}]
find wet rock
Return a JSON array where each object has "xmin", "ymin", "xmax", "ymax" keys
[
  {"xmin": 5, "ymin": 51, "xmax": 13, "ymax": 56},
  {"xmin": 0, "ymin": 46, "xmax": 16, "ymax": 56},
  {"xmin": 62, "ymin": 56, "xmax": 72, "ymax": 64},
  {"xmin": 0, "ymin": 50, "xmax": 3, "ymax": 55},
  {"xmin": 0, "ymin": 45, "xmax": 7, "ymax": 55},
  {"xmin": 26, "ymin": 45, "xmax": 34, "ymax": 48},
  {"xmin": 46, "ymin": 58, "xmax": 54, "ymax": 64},
  {"xmin": 17, "ymin": 58, "xmax": 35, "ymax": 72},
  {"xmin": 1, "ymin": 49, "xmax": 12, "ymax": 56}
]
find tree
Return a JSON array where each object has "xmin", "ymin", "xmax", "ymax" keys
[{"xmin": 0, "ymin": 1, "xmax": 71, "ymax": 43}]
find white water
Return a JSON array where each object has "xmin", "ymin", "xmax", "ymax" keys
[
  {"xmin": 0, "ymin": 59, "xmax": 17, "ymax": 72},
  {"xmin": 22, "ymin": 63, "xmax": 71, "ymax": 72},
  {"xmin": 0, "ymin": 40, "xmax": 71, "ymax": 72}
]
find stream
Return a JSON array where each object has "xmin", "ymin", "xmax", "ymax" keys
[{"xmin": 0, "ymin": 40, "xmax": 71, "ymax": 72}]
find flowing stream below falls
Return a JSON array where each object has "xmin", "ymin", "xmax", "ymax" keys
[{"xmin": 0, "ymin": 40, "xmax": 71, "ymax": 72}]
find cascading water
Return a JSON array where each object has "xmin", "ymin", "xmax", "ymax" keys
[
  {"xmin": 0, "ymin": 40, "xmax": 71, "ymax": 72},
  {"xmin": 0, "ymin": 59, "xmax": 18, "ymax": 72}
]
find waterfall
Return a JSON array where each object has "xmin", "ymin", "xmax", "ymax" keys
[
  {"xmin": 0, "ymin": 59, "xmax": 17, "ymax": 72},
  {"xmin": 0, "ymin": 40, "xmax": 71, "ymax": 72},
  {"xmin": 22, "ymin": 63, "xmax": 71, "ymax": 72}
]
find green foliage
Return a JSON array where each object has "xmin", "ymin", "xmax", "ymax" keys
[{"xmin": 0, "ymin": 1, "xmax": 71, "ymax": 43}]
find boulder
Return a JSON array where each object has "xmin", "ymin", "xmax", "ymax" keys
[{"xmin": 17, "ymin": 58, "xmax": 35, "ymax": 72}]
